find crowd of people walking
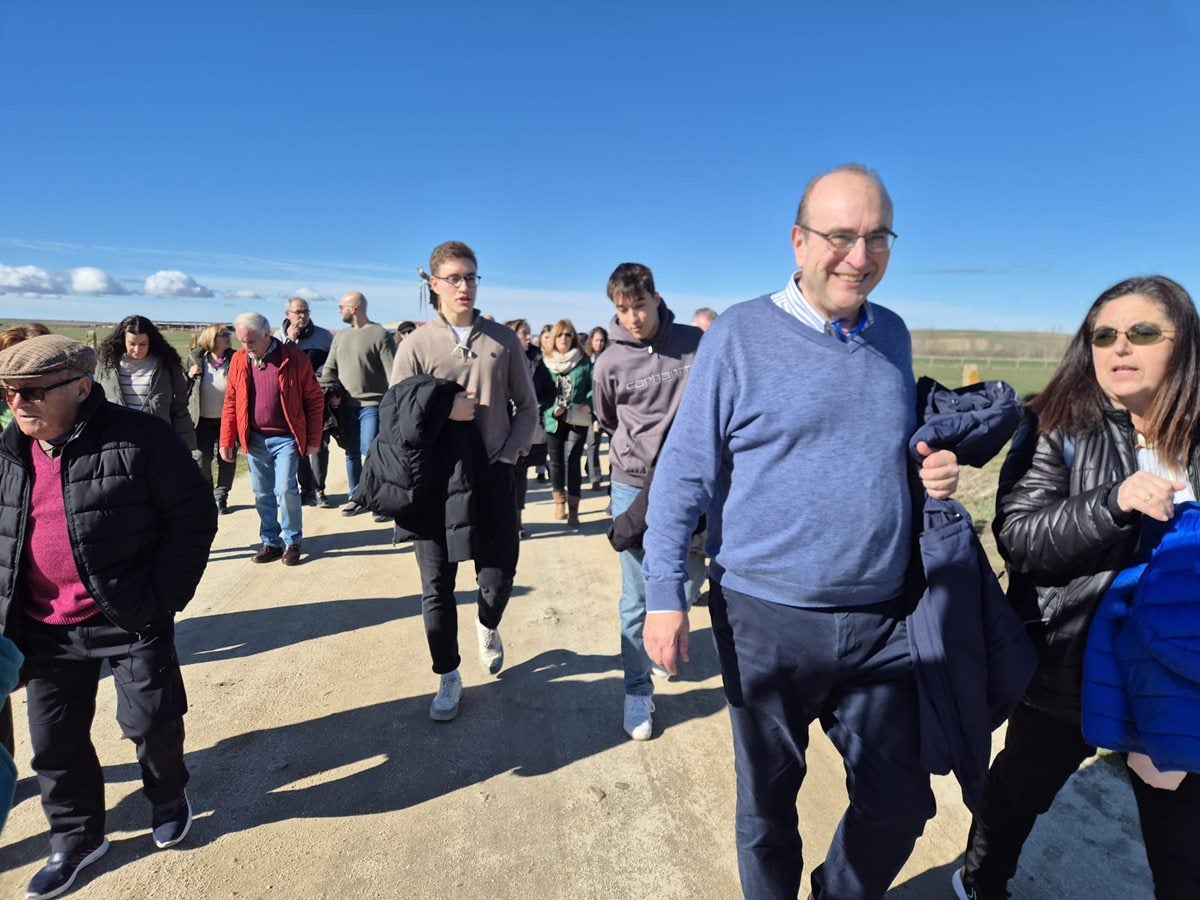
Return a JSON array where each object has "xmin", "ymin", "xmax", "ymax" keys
[{"xmin": 0, "ymin": 165, "xmax": 1198, "ymax": 900}]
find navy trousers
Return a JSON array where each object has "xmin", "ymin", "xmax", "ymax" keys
[
  {"xmin": 710, "ymin": 583, "xmax": 935, "ymax": 900},
  {"xmin": 21, "ymin": 614, "xmax": 189, "ymax": 854}
]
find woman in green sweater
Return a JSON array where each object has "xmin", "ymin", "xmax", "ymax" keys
[{"xmin": 542, "ymin": 319, "xmax": 593, "ymax": 527}]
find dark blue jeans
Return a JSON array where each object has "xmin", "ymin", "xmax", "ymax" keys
[{"xmin": 711, "ymin": 583, "xmax": 935, "ymax": 900}]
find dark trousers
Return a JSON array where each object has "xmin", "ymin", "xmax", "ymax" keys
[
  {"xmin": 711, "ymin": 584, "xmax": 935, "ymax": 900},
  {"xmin": 514, "ymin": 442, "xmax": 547, "ymax": 511},
  {"xmin": 964, "ymin": 701, "xmax": 1200, "ymax": 900},
  {"xmin": 546, "ymin": 423, "xmax": 587, "ymax": 496},
  {"xmin": 413, "ymin": 463, "xmax": 520, "ymax": 674},
  {"xmin": 195, "ymin": 416, "xmax": 236, "ymax": 504},
  {"xmin": 21, "ymin": 615, "xmax": 189, "ymax": 854},
  {"xmin": 297, "ymin": 433, "xmax": 329, "ymax": 498},
  {"xmin": 0, "ymin": 694, "xmax": 13, "ymax": 759}
]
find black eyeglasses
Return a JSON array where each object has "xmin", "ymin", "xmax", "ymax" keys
[
  {"xmin": 433, "ymin": 273, "xmax": 481, "ymax": 288},
  {"xmin": 801, "ymin": 226, "xmax": 897, "ymax": 254},
  {"xmin": 2, "ymin": 375, "xmax": 84, "ymax": 403},
  {"xmin": 1091, "ymin": 323, "xmax": 1176, "ymax": 347}
]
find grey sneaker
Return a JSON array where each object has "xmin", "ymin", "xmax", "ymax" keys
[
  {"xmin": 315, "ymin": 491, "xmax": 334, "ymax": 509},
  {"xmin": 429, "ymin": 671, "xmax": 462, "ymax": 721},
  {"xmin": 475, "ymin": 618, "xmax": 504, "ymax": 675},
  {"xmin": 623, "ymin": 694, "xmax": 655, "ymax": 741}
]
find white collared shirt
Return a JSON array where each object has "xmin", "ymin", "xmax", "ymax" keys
[{"xmin": 771, "ymin": 270, "xmax": 871, "ymax": 339}]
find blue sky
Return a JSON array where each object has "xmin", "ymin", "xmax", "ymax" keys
[{"xmin": 2, "ymin": 1, "xmax": 1198, "ymax": 334}]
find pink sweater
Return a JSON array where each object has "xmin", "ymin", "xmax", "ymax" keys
[{"xmin": 24, "ymin": 445, "xmax": 99, "ymax": 624}]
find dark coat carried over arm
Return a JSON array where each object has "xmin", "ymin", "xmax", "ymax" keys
[
  {"xmin": 905, "ymin": 377, "xmax": 1037, "ymax": 814},
  {"xmin": 358, "ymin": 375, "xmax": 489, "ymax": 563}
]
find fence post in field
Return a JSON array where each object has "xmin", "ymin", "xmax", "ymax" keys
[{"xmin": 962, "ymin": 362, "xmax": 981, "ymax": 386}]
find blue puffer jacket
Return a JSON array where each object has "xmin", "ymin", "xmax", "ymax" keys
[
  {"xmin": 1083, "ymin": 502, "xmax": 1200, "ymax": 772},
  {"xmin": 906, "ymin": 377, "xmax": 1037, "ymax": 814}
]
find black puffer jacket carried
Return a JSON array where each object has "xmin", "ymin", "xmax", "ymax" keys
[
  {"xmin": 0, "ymin": 385, "xmax": 218, "ymax": 638},
  {"xmin": 995, "ymin": 405, "xmax": 1200, "ymax": 722},
  {"xmin": 360, "ymin": 375, "xmax": 489, "ymax": 562}
]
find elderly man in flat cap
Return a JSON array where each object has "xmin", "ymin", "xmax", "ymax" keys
[{"xmin": 0, "ymin": 334, "xmax": 217, "ymax": 899}]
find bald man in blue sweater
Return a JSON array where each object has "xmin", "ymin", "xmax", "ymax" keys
[{"xmin": 643, "ymin": 164, "xmax": 960, "ymax": 900}]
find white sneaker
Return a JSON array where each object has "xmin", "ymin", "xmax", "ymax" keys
[
  {"xmin": 623, "ymin": 694, "xmax": 655, "ymax": 741},
  {"xmin": 476, "ymin": 618, "xmax": 504, "ymax": 675},
  {"xmin": 429, "ymin": 670, "xmax": 462, "ymax": 721}
]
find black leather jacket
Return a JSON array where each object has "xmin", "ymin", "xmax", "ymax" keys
[
  {"xmin": 995, "ymin": 405, "xmax": 1200, "ymax": 722},
  {"xmin": 0, "ymin": 384, "xmax": 217, "ymax": 638}
]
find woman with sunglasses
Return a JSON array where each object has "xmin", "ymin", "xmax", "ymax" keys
[
  {"xmin": 543, "ymin": 319, "xmax": 593, "ymax": 527},
  {"xmin": 956, "ymin": 275, "xmax": 1200, "ymax": 900},
  {"xmin": 188, "ymin": 323, "xmax": 237, "ymax": 514},
  {"xmin": 97, "ymin": 315, "xmax": 197, "ymax": 455}
]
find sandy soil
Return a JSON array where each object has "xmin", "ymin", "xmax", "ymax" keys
[{"xmin": 0, "ymin": 446, "xmax": 1155, "ymax": 899}]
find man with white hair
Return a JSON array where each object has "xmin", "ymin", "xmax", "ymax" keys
[{"xmin": 220, "ymin": 312, "xmax": 324, "ymax": 566}]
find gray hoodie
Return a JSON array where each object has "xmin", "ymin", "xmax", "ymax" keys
[{"xmin": 592, "ymin": 301, "xmax": 702, "ymax": 489}]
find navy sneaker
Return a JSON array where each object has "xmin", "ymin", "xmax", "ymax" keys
[
  {"xmin": 26, "ymin": 838, "xmax": 108, "ymax": 899},
  {"xmin": 152, "ymin": 792, "xmax": 192, "ymax": 849}
]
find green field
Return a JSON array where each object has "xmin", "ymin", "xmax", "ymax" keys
[{"xmin": 915, "ymin": 356, "xmax": 1055, "ymax": 397}]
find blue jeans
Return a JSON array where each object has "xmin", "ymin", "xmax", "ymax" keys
[
  {"xmin": 342, "ymin": 404, "xmax": 380, "ymax": 498},
  {"xmin": 611, "ymin": 479, "xmax": 707, "ymax": 696},
  {"xmin": 247, "ymin": 431, "xmax": 303, "ymax": 547}
]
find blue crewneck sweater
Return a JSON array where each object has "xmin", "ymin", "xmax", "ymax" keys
[{"xmin": 643, "ymin": 293, "xmax": 917, "ymax": 612}]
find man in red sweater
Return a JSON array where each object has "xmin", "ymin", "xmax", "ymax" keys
[{"xmin": 220, "ymin": 312, "xmax": 324, "ymax": 566}]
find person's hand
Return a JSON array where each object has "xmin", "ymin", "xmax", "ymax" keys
[
  {"xmin": 219, "ymin": 446, "xmax": 235, "ymax": 463},
  {"xmin": 644, "ymin": 611, "xmax": 690, "ymax": 675},
  {"xmin": 297, "ymin": 444, "xmax": 309, "ymax": 457},
  {"xmin": 1116, "ymin": 472, "xmax": 1185, "ymax": 522},
  {"xmin": 188, "ymin": 364, "xmax": 202, "ymax": 378},
  {"xmin": 917, "ymin": 441, "xmax": 959, "ymax": 499},
  {"xmin": 328, "ymin": 394, "xmax": 342, "ymax": 408},
  {"xmin": 450, "ymin": 391, "xmax": 477, "ymax": 422},
  {"xmin": 287, "ymin": 321, "xmax": 301, "ymax": 340},
  {"xmin": 553, "ymin": 404, "xmax": 566, "ymax": 418}
]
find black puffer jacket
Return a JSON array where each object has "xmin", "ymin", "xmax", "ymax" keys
[
  {"xmin": 360, "ymin": 375, "xmax": 489, "ymax": 562},
  {"xmin": 0, "ymin": 384, "xmax": 218, "ymax": 638},
  {"xmin": 995, "ymin": 405, "xmax": 1200, "ymax": 722}
]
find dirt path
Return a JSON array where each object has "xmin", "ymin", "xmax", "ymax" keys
[{"xmin": 0, "ymin": 447, "xmax": 1154, "ymax": 898}]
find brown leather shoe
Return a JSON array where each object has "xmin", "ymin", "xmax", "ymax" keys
[
  {"xmin": 281, "ymin": 544, "xmax": 301, "ymax": 566},
  {"xmin": 253, "ymin": 544, "xmax": 283, "ymax": 563}
]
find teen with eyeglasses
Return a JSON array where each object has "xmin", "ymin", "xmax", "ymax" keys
[{"xmin": 956, "ymin": 275, "xmax": 1200, "ymax": 900}]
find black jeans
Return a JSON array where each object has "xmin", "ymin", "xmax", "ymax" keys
[
  {"xmin": 712, "ymin": 584, "xmax": 934, "ymax": 900},
  {"xmin": 298, "ymin": 433, "xmax": 329, "ymax": 497},
  {"xmin": 583, "ymin": 423, "xmax": 603, "ymax": 484},
  {"xmin": 546, "ymin": 423, "xmax": 587, "ymax": 496},
  {"xmin": 514, "ymin": 442, "xmax": 547, "ymax": 511},
  {"xmin": 413, "ymin": 463, "xmax": 520, "ymax": 674},
  {"xmin": 964, "ymin": 700, "xmax": 1200, "ymax": 900},
  {"xmin": 21, "ymin": 614, "xmax": 189, "ymax": 854},
  {"xmin": 195, "ymin": 416, "xmax": 236, "ymax": 504}
]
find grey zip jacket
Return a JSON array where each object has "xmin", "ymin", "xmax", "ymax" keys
[{"xmin": 592, "ymin": 301, "xmax": 702, "ymax": 489}]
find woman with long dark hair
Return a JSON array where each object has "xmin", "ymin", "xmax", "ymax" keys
[
  {"xmin": 188, "ymin": 323, "xmax": 236, "ymax": 512},
  {"xmin": 583, "ymin": 326, "xmax": 609, "ymax": 490},
  {"xmin": 956, "ymin": 275, "xmax": 1200, "ymax": 900},
  {"xmin": 543, "ymin": 319, "xmax": 593, "ymax": 527},
  {"xmin": 97, "ymin": 315, "xmax": 197, "ymax": 451}
]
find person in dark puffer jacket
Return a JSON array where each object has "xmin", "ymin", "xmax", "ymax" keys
[
  {"xmin": 956, "ymin": 275, "xmax": 1200, "ymax": 900},
  {"xmin": 0, "ymin": 335, "xmax": 217, "ymax": 900}
]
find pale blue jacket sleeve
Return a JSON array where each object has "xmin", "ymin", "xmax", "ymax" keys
[{"xmin": 642, "ymin": 323, "xmax": 732, "ymax": 612}]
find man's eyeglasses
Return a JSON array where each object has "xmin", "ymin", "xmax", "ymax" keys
[
  {"xmin": 434, "ymin": 274, "xmax": 481, "ymax": 288},
  {"xmin": 1091, "ymin": 323, "xmax": 1176, "ymax": 347},
  {"xmin": 2, "ymin": 375, "xmax": 84, "ymax": 403},
  {"xmin": 801, "ymin": 226, "xmax": 897, "ymax": 254}
]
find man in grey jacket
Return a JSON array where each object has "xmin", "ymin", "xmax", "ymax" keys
[
  {"xmin": 592, "ymin": 262, "xmax": 705, "ymax": 741},
  {"xmin": 276, "ymin": 296, "xmax": 334, "ymax": 508}
]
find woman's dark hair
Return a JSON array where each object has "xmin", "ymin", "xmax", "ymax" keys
[
  {"xmin": 97, "ymin": 315, "xmax": 184, "ymax": 372},
  {"xmin": 1031, "ymin": 275, "xmax": 1200, "ymax": 467}
]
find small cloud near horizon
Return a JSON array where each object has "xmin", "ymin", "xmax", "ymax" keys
[
  {"xmin": 225, "ymin": 289, "xmax": 262, "ymax": 300},
  {"xmin": 145, "ymin": 269, "xmax": 214, "ymax": 298},
  {"xmin": 68, "ymin": 266, "xmax": 129, "ymax": 295},
  {"xmin": 281, "ymin": 286, "xmax": 334, "ymax": 304},
  {"xmin": 0, "ymin": 263, "xmax": 67, "ymax": 295}
]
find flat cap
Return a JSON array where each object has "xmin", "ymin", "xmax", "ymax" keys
[{"xmin": 0, "ymin": 334, "xmax": 97, "ymax": 380}]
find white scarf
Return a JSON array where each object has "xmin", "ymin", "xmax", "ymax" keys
[{"xmin": 543, "ymin": 347, "xmax": 583, "ymax": 375}]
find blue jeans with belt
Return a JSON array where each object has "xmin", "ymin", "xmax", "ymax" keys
[
  {"xmin": 246, "ymin": 430, "xmax": 302, "ymax": 546},
  {"xmin": 611, "ymin": 479, "xmax": 707, "ymax": 697}
]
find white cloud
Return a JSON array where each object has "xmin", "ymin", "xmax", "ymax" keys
[
  {"xmin": 283, "ymin": 286, "xmax": 334, "ymax": 304},
  {"xmin": 225, "ymin": 289, "xmax": 262, "ymax": 300},
  {"xmin": 67, "ymin": 266, "xmax": 128, "ymax": 295},
  {"xmin": 144, "ymin": 270, "xmax": 214, "ymax": 298},
  {"xmin": 0, "ymin": 263, "xmax": 67, "ymax": 295}
]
